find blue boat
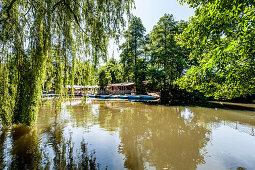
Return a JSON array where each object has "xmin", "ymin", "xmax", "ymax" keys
[
  {"xmin": 118, "ymin": 95, "xmax": 129, "ymax": 99},
  {"xmin": 127, "ymin": 99, "xmax": 141, "ymax": 102},
  {"xmin": 100, "ymin": 95, "xmax": 110, "ymax": 98},
  {"xmin": 140, "ymin": 95, "xmax": 157, "ymax": 100},
  {"xmin": 108, "ymin": 95, "xmax": 117, "ymax": 98},
  {"xmin": 139, "ymin": 99, "xmax": 156, "ymax": 102},
  {"xmin": 89, "ymin": 95, "xmax": 97, "ymax": 98},
  {"xmin": 127, "ymin": 95, "xmax": 141, "ymax": 99}
]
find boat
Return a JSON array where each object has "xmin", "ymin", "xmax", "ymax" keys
[
  {"xmin": 100, "ymin": 95, "xmax": 110, "ymax": 98},
  {"xmin": 89, "ymin": 95, "xmax": 97, "ymax": 98},
  {"xmin": 108, "ymin": 95, "xmax": 118, "ymax": 98},
  {"xmin": 127, "ymin": 95, "xmax": 141, "ymax": 99},
  {"xmin": 139, "ymin": 99, "xmax": 157, "ymax": 102},
  {"xmin": 127, "ymin": 98, "xmax": 141, "ymax": 102},
  {"xmin": 118, "ymin": 95, "xmax": 129, "ymax": 99},
  {"xmin": 41, "ymin": 94, "xmax": 57, "ymax": 97},
  {"xmin": 139, "ymin": 95, "xmax": 157, "ymax": 100}
]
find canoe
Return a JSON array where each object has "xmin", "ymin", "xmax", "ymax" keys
[
  {"xmin": 109, "ymin": 95, "xmax": 117, "ymax": 98},
  {"xmin": 118, "ymin": 95, "xmax": 129, "ymax": 99},
  {"xmin": 89, "ymin": 95, "xmax": 97, "ymax": 98},
  {"xmin": 139, "ymin": 99, "xmax": 157, "ymax": 102},
  {"xmin": 139, "ymin": 95, "xmax": 157, "ymax": 100},
  {"xmin": 100, "ymin": 95, "xmax": 110, "ymax": 98},
  {"xmin": 127, "ymin": 95, "xmax": 141, "ymax": 99},
  {"xmin": 127, "ymin": 99, "xmax": 140, "ymax": 102}
]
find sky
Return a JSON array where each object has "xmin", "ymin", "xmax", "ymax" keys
[
  {"xmin": 107, "ymin": 0, "xmax": 195, "ymax": 61},
  {"xmin": 133, "ymin": 0, "xmax": 194, "ymax": 34}
]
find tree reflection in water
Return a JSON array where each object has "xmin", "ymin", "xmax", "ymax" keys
[
  {"xmin": 11, "ymin": 125, "xmax": 41, "ymax": 169},
  {"xmin": 2, "ymin": 100, "xmax": 253, "ymax": 169},
  {"xmin": 0, "ymin": 102, "xmax": 104, "ymax": 170},
  {"xmin": 96, "ymin": 101, "xmax": 211, "ymax": 169},
  {"xmin": 0, "ymin": 125, "xmax": 102, "ymax": 170},
  {"xmin": 0, "ymin": 127, "xmax": 10, "ymax": 169}
]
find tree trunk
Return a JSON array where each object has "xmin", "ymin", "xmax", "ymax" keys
[
  {"xmin": 134, "ymin": 38, "xmax": 138, "ymax": 93},
  {"xmin": 13, "ymin": 12, "xmax": 47, "ymax": 125}
]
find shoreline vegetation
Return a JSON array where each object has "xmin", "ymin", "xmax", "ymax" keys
[{"xmin": 0, "ymin": 0, "xmax": 255, "ymax": 126}]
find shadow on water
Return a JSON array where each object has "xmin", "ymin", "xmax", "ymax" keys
[
  {"xmin": 0, "ymin": 101, "xmax": 106, "ymax": 170},
  {"xmin": 168, "ymin": 100, "xmax": 255, "ymax": 112},
  {"xmin": 0, "ymin": 125, "xmax": 102, "ymax": 170}
]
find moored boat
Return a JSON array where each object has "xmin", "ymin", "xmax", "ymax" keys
[
  {"xmin": 100, "ymin": 95, "xmax": 110, "ymax": 98},
  {"xmin": 118, "ymin": 95, "xmax": 129, "ymax": 99},
  {"xmin": 139, "ymin": 95, "xmax": 157, "ymax": 100},
  {"xmin": 127, "ymin": 95, "xmax": 141, "ymax": 99},
  {"xmin": 108, "ymin": 95, "xmax": 118, "ymax": 98}
]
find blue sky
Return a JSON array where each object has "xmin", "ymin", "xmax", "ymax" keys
[
  {"xmin": 133, "ymin": 0, "xmax": 194, "ymax": 33},
  {"xmin": 107, "ymin": 0, "xmax": 194, "ymax": 60}
]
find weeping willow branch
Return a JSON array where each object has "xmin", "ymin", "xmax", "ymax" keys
[
  {"xmin": 52, "ymin": 0, "xmax": 63, "ymax": 13},
  {"xmin": 0, "ymin": 0, "xmax": 19, "ymax": 23},
  {"xmin": 63, "ymin": 1, "xmax": 88, "ymax": 36},
  {"xmin": 0, "ymin": 0, "xmax": 134, "ymax": 125}
]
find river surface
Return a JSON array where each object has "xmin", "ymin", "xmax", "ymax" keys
[{"xmin": 0, "ymin": 99, "xmax": 255, "ymax": 170}]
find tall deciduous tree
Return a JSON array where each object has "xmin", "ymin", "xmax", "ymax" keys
[
  {"xmin": 177, "ymin": 0, "xmax": 255, "ymax": 99},
  {"xmin": 0, "ymin": 0, "xmax": 134, "ymax": 125},
  {"xmin": 120, "ymin": 16, "xmax": 146, "ymax": 89},
  {"xmin": 149, "ymin": 14, "xmax": 188, "ymax": 92}
]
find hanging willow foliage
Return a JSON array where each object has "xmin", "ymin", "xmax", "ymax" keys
[{"xmin": 0, "ymin": 0, "xmax": 134, "ymax": 125}]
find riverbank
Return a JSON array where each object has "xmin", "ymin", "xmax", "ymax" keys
[{"xmin": 209, "ymin": 101, "xmax": 255, "ymax": 111}]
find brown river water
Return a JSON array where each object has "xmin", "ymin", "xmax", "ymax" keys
[{"xmin": 0, "ymin": 99, "xmax": 255, "ymax": 170}]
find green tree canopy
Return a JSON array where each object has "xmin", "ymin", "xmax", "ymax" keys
[
  {"xmin": 149, "ymin": 14, "xmax": 188, "ymax": 91},
  {"xmin": 120, "ymin": 16, "xmax": 146, "ymax": 85},
  {"xmin": 0, "ymin": 0, "xmax": 134, "ymax": 125},
  {"xmin": 98, "ymin": 66, "xmax": 111, "ymax": 90},
  {"xmin": 177, "ymin": 0, "xmax": 255, "ymax": 99},
  {"xmin": 105, "ymin": 58, "xmax": 123, "ymax": 84}
]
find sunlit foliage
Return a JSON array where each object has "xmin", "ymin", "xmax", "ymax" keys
[
  {"xmin": 0, "ymin": 0, "xmax": 134, "ymax": 125},
  {"xmin": 177, "ymin": 0, "xmax": 255, "ymax": 99},
  {"xmin": 149, "ymin": 14, "xmax": 189, "ymax": 92},
  {"xmin": 120, "ymin": 16, "xmax": 146, "ymax": 85}
]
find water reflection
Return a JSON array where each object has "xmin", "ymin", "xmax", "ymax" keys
[
  {"xmin": 0, "ymin": 103, "xmax": 104, "ymax": 170},
  {"xmin": 0, "ymin": 127, "xmax": 10, "ymax": 169},
  {"xmin": 11, "ymin": 125, "xmax": 41, "ymax": 169},
  {"xmin": 0, "ymin": 99, "xmax": 254, "ymax": 169},
  {"xmin": 97, "ymin": 102, "xmax": 210, "ymax": 169},
  {"xmin": 0, "ymin": 126, "xmax": 103, "ymax": 169}
]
